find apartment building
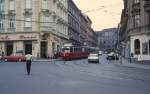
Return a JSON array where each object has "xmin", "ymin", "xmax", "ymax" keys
[
  {"xmin": 120, "ymin": 0, "xmax": 150, "ymax": 61},
  {"xmin": 0, "ymin": 0, "xmax": 68, "ymax": 58}
]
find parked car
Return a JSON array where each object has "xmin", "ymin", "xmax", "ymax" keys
[
  {"xmin": 106, "ymin": 52, "xmax": 119, "ymax": 60},
  {"xmin": 3, "ymin": 53, "xmax": 26, "ymax": 62},
  {"xmin": 88, "ymin": 53, "xmax": 99, "ymax": 63}
]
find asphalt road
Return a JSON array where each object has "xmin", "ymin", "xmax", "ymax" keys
[{"xmin": 0, "ymin": 55, "xmax": 150, "ymax": 94}]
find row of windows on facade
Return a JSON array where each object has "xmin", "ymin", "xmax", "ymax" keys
[
  {"xmin": 68, "ymin": 16, "xmax": 79, "ymax": 31},
  {"xmin": 0, "ymin": 16, "xmax": 67, "ymax": 29},
  {"xmin": 0, "ymin": 0, "xmax": 56, "ymax": 10},
  {"xmin": 68, "ymin": 2, "xmax": 80, "ymax": 21},
  {"xmin": 134, "ymin": 0, "xmax": 140, "ymax": 4},
  {"xmin": 0, "ymin": 0, "xmax": 67, "ymax": 18},
  {"xmin": 0, "ymin": 17, "xmax": 67, "ymax": 32},
  {"xmin": 131, "ymin": 11, "xmax": 150, "ymax": 28},
  {"xmin": 132, "ymin": 0, "xmax": 150, "ymax": 28}
]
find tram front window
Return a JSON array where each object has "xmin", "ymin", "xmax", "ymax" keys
[{"xmin": 62, "ymin": 47, "xmax": 70, "ymax": 53}]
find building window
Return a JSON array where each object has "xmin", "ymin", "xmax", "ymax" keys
[
  {"xmin": 42, "ymin": 0, "xmax": 48, "ymax": 10},
  {"xmin": 25, "ymin": 0, "xmax": 32, "ymax": 9},
  {"xmin": 148, "ymin": 12, "xmax": 150, "ymax": 25},
  {"xmin": 8, "ymin": 16, "xmax": 15, "ymax": 29},
  {"xmin": 25, "ymin": 16, "xmax": 32, "ymax": 28},
  {"xmin": 9, "ymin": 0, "xmax": 15, "ymax": 11},
  {"xmin": 134, "ymin": 0, "xmax": 140, "ymax": 4},
  {"xmin": 41, "ymin": 15, "xmax": 49, "ymax": 27},
  {"xmin": 142, "ymin": 42, "xmax": 148, "ymax": 55},
  {"xmin": 134, "ymin": 39, "xmax": 140, "ymax": 55},
  {"xmin": 0, "ymin": 14, "xmax": 3, "ymax": 30},
  {"xmin": 133, "ymin": 14, "xmax": 140, "ymax": 28},
  {"xmin": 0, "ymin": 0, "xmax": 4, "ymax": 11}
]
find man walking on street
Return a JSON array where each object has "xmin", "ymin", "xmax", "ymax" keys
[{"xmin": 25, "ymin": 54, "xmax": 33, "ymax": 75}]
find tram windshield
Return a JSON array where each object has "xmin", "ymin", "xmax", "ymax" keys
[{"xmin": 62, "ymin": 47, "xmax": 70, "ymax": 52}]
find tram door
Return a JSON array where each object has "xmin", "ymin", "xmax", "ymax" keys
[
  {"xmin": 24, "ymin": 41, "xmax": 32, "ymax": 55},
  {"xmin": 40, "ymin": 42, "xmax": 47, "ymax": 58},
  {"xmin": 5, "ymin": 42, "xmax": 13, "ymax": 56}
]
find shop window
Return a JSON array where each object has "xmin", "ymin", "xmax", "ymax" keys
[
  {"xmin": 134, "ymin": 39, "xmax": 140, "ymax": 55},
  {"xmin": 142, "ymin": 42, "xmax": 148, "ymax": 54},
  {"xmin": 149, "ymin": 40, "xmax": 150, "ymax": 54}
]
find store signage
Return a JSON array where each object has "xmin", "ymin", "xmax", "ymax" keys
[
  {"xmin": 19, "ymin": 35, "xmax": 37, "ymax": 40},
  {"xmin": 0, "ymin": 35, "xmax": 10, "ymax": 40},
  {"xmin": 0, "ymin": 34, "xmax": 38, "ymax": 41}
]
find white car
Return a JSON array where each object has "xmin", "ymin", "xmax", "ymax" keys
[
  {"xmin": 88, "ymin": 53, "xmax": 99, "ymax": 63},
  {"xmin": 99, "ymin": 51, "xmax": 103, "ymax": 55}
]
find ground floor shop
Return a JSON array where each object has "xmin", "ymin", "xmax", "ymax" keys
[
  {"xmin": 0, "ymin": 32, "xmax": 68, "ymax": 58},
  {"xmin": 130, "ymin": 34, "xmax": 150, "ymax": 61}
]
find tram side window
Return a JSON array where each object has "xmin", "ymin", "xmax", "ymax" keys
[
  {"xmin": 70, "ymin": 47, "xmax": 73, "ymax": 52},
  {"xmin": 82, "ymin": 48, "xmax": 85, "ymax": 52}
]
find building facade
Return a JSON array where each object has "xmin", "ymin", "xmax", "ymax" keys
[
  {"xmin": 97, "ymin": 28, "xmax": 118, "ymax": 52},
  {"xmin": 68, "ymin": 0, "xmax": 80, "ymax": 45},
  {"xmin": 120, "ymin": 0, "xmax": 150, "ymax": 61},
  {"xmin": 79, "ymin": 13, "xmax": 97, "ymax": 47},
  {"xmin": 68, "ymin": 0, "xmax": 97, "ymax": 47},
  {"xmin": 0, "ymin": 0, "xmax": 68, "ymax": 58}
]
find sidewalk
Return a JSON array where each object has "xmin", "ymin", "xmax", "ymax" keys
[{"xmin": 120, "ymin": 57, "xmax": 150, "ymax": 70}]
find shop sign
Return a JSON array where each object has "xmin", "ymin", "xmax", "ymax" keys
[{"xmin": 0, "ymin": 34, "xmax": 38, "ymax": 41}]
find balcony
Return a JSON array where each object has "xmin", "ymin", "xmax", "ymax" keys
[
  {"xmin": 132, "ymin": 3, "xmax": 140, "ymax": 13},
  {"xmin": 7, "ymin": 28, "xmax": 15, "ymax": 32},
  {"xmin": 24, "ymin": 9, "xmax": 32, "ymax": 15},
  {"xmin": 40, "ymin": 26, "xmax": 52, "ymax": 33},
  {"xmin": 8, "ymin": 10, "xmax": 15, "ymax": 15},
  {"xmin": 0, "ymin": 28, "xmax": 4, "ymax": 32},
  {"xmin": 24, "ymin": 27, "xmax": 32, "ymax": 32},
  {"xmin": 128, "ymin": 25, "xmax": 150, "ymax": 36},
  {"xmin": 41, "ymin": 8, "xmax": 49, "ymax": 13},
  {"xmin": 144, "ymin": 0, "xmax": 150, "ymax": 11}
]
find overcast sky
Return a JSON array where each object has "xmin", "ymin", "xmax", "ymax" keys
[{"xmin": 73, "ymin": 0, "xmax": 124, "ymax": 31}]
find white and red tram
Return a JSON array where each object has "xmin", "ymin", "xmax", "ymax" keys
[{"xmin": 60, "ymin": 44, "xmax": 98, "ymax": 60}]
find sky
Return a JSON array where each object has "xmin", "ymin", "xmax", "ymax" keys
[{"xmin": 73, "ymin": 0, "xmax": 124, "ymax": 31}]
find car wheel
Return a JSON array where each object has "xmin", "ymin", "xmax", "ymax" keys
[{"xmin": 4, "ymin": 59, "xmax": 7, "ymax": 62}]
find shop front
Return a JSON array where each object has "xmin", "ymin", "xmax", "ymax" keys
[{"xmin": 0, "ymin": 33, "xmax": 39, "ymax": 57}]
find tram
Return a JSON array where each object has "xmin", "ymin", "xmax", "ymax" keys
[{"xmin": 60, "ymin": 44, "xmax": 99, "ymax": 60}]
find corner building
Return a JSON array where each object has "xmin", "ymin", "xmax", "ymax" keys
[
  {"xmin": 0, "ymin": 0, "xmax": 68, "ymax": 58},
  {"xmin": 120, "ymin": 0, "xmax": 150, "ymax": 61}
]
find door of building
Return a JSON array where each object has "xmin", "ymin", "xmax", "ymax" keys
[
  {"xmin": 5, "ymin": 42, "xmax": 13, "ymax": 56},
  {"xmin": 40, "ymin": 41, "xmax": 47, "ymax": 58},
  {"xmin": 24, "ymin": 41, "xmax": 32, "ymax": 55}
]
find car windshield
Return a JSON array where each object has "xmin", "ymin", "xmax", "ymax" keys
[{"xmin": 89, "ymin": 54, "xmax": 98, "ymax": 57}]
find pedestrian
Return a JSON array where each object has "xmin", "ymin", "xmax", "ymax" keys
[
  {"xmin": 138, "ymin": 54, "xmax": 143, "ymax": 64},
  {"xmin": 0, "ymin": 55, "xmax": 2, "ymax": 63},
  {"xmin": 130, "ymin": 53, "xmax": 134, "ymax": 63},
  {"xmin": 119, "ymin": 54, "xmax": 122, "ymax": 64},
  {"xmin": 25, "ymin": 54, "xmax": 33, "ymax": 75},
  {"xmin": 0, "ymin": 51, "xmax": 4, "ymax": 63}
]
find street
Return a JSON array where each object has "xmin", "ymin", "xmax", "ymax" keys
[{"xmin": 0, "ymin": 55, "xmax": 150, "ymax": 94}]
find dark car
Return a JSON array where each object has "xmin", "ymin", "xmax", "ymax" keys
[{"xmin": 106, "ymin": 52, "xmax": 119, "ymax": 60}]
